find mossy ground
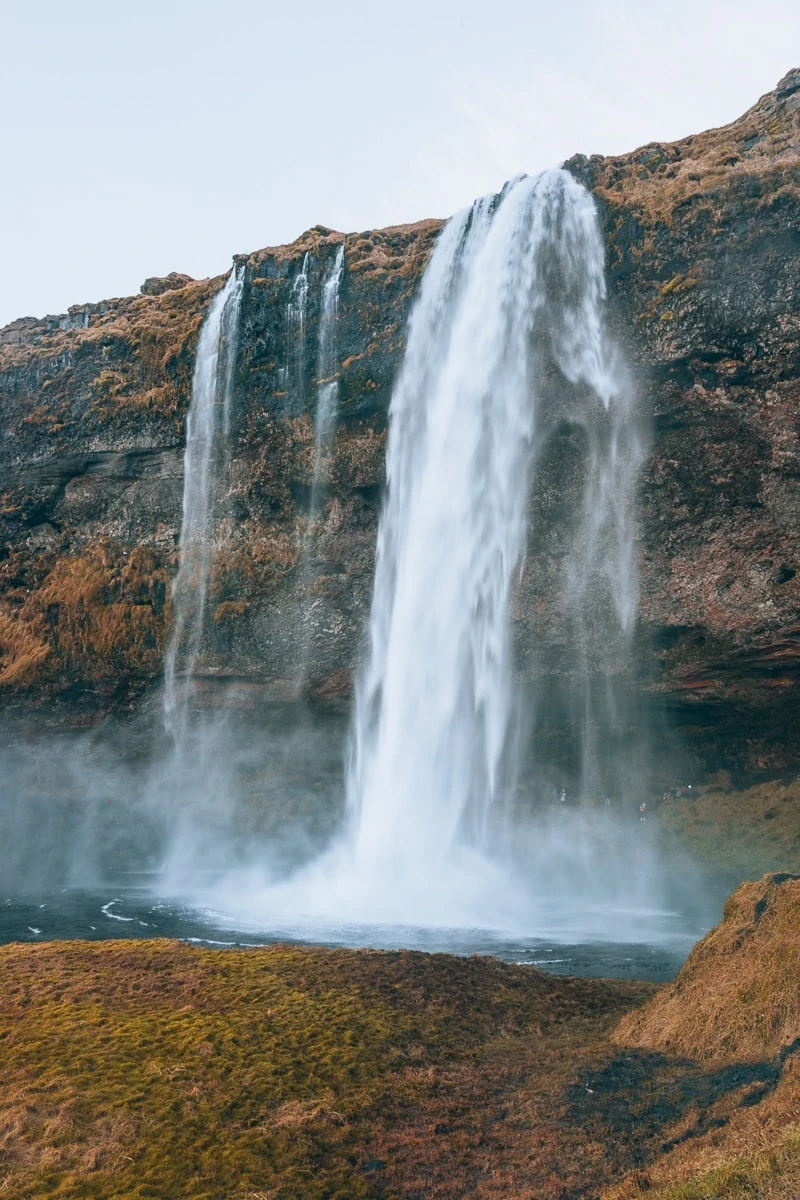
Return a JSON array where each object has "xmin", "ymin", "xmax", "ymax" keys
[
  {"xmin": 0, "ymin": 940, "xmax": 647, "ymax": 1199},
  {"xmin": 2, "ymin": 923, "xmax": 799, "ymax": 1200},
  {"xmin": 653, "ymin": 776, "xmax": 800, "ymax": 883}
]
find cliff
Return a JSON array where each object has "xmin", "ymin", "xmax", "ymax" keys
[{"xmin": 1, "ymin": 72, "xmax": 798, "ymax": 773}]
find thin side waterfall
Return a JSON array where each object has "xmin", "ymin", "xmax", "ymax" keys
[
  {"xmin": 293, "ymin": 244, "xmax": 345, "ymax": 692},
  {"xmin": 345, "ymin": 168, "xmax": 629, "ymax": 884},
  {"xmin": 310, "ymin": 242, "xmax": 345, "ymax": 506},
  {"xmin": 286, "ymin": 252, "xmax": 310, "ymax": 404},
  {"xmin": 163, "ymin": 266, "xmax": 244, "ymax": 745},
  {"xmin": 561, "ymin": 365, "xmax": 646, "ymax": 799}
]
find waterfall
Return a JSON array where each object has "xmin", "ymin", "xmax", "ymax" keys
[
  {"xmin": 559, "ymin": 344, "xmax": 645, "ymax": 799},
  {"xmin": 311, "ymin": 243, "xmax": 345, "ymax": 496},
  {"xmin": 203, "ymin": 170, "xmax": 651, "ymax": 936},
  {"xmin": 293, "ymin": 244, "xmax": 345, "ymax": 693},
  {"xmin": 345, "ymin": 168, "xmax": 631, "ymax": 879},
  {"xmin": 286, "ymin": 252, "xmax": 310, "ymax": 405},
  {"xmin": 163, "ymin": 266, "xmax": 244, "ymax": 743}
]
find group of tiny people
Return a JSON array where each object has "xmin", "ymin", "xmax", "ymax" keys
[
  {"xmin": 550, "ymin": 787, "xmax": 613, "ymax": 808},
  {"xmin": 549, "ymin": 783, "xmax": 694, "ymax": 821}
]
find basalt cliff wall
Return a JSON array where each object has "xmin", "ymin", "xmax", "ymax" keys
[{"xmin": 1, "ymin": 73, "xmax": 799, "ymax": 774}]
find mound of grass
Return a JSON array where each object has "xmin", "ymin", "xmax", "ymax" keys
[
  {"xmin": 605, "ymin": 1130, "xmax": 800, "ymax": 1199},
  {"xmin": 5, "ymin": 878, "xmax": 800, "ymax": 1199},
  {"xmin": 614, "ymin": 873, "xmax": 800, "ymax": 1064},
  {"xmin": 606, "ymin": 874, "xmax": 800, "ymax": 1199}
]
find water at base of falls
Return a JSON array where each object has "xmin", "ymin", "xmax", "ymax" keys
[
  {"xmin": 0, "ymin": 709, "xmax": 710, "ymax": 972},
  {"xmin": 0, "ymin": 885, "xmax": 697, "ymax": 982}
]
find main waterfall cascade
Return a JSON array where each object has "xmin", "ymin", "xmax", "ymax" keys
[
  {"xmin": 199, "ymin": 168, "xmax": 673, "ymax": 938},
  {"xmin": 346, "ymin": 167, "xmax": 638, "ymax": 878},
  {"xmin": 163, "ymin": 265, "xmax": 244, "ymax": 745}
]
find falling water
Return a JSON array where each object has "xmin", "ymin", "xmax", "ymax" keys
[
  {"xmin": 202, "ymin": 170, "xmax": 657, "ymax": 936},
  {"xmin": 286, "ymin": 252, "xmax": 310, "ymax": 405},
  {"xmin": 293, "ymin": 244, "xmax": 346, "ymax": 692},
  {"xmin": 311, "ymin": 243, "xmax": 345, "ymax": 492},
  {"xmin": 163, "ymin": 266, "xmax": 244, "ymax": 743},
  {"xmin": 346, "ymin": 168, "xmax": 629, "ymax": 883},
  {"xmin": 559, "ymin": 349, "xmax": 646, "ymax": 798}
]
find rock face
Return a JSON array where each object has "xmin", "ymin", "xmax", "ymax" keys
[
  {"xmin": 0, "ymin": 76, "xmax": 798, "ymax": 773},
  {"xmin": 566, "ymin": 67, "xmax": 800, "ymax": 773}
]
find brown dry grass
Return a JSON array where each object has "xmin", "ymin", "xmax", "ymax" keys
[
  {"xmin": 0, "ymin": 938, "xmax": 665, "ymax": 1199},
  {"xmin": 604, "ymin": 1114, "xmax": 800, "ymax": 1198},
  {"xmin": 0, "ymin": 274, "xmax": 220, "ymax": 437},
  {"xmin": 5, "ymin": 904, "xmax": 800, "ymax": 1199},
  {"xmin": 615, "ymin": 874, "xmax": 800, "ymax": 1064},
  {"xmin": 0, "ymin": 606, "xmax": 50, "ymax": 686},
  {"xmin": 655, "ymin": 778, "xmax": 800, "ymax": 881},
  {"xmin": 589, "ymin": 77, "xmax": 800, "ymax": 236},
  {"xmin": 0, "ymin": 542, "xmax": 169, "ymax": 693},
  {"xmin": 605, "ymin": 875, "xmax": 800, "ymax": 1199},
  {"xmin": 247, "ymin": 220, "xmax": 440, "ymax": 280}
]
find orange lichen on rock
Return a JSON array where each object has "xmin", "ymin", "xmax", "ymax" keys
[
  {"xmin": 0, "ymin": 543, "xmax": 169, "ymax": 694},
  {"xmin": 0, "ymin": 605, "xmax": 50, "ymax": 686}
]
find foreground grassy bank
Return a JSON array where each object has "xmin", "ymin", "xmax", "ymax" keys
[{"xmin": 1, "ymin": 875, "xmax": 798, "ymax": 1198}]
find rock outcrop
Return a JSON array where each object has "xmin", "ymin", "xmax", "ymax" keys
[{"xmin": 0, "ymin": 75, "xmax": 798, "ymax": 772}]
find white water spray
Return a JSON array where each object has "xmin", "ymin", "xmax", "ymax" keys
[
  {"xmin": 163, "ymin": 266, "xmax": 244, "ymax": 743},
  {"xmin": 346, "ymin": 170, "xmax": 624, "ymax": 878},
  {"xmin": 286, "ymin": 252, "xmax": 310, "ymax": 405}
]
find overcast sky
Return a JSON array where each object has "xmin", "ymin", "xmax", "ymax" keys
[{"xmin": 2, "ymin": 0, "xmax": 798, "ymax": 326}]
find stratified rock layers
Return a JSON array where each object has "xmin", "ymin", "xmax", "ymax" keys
[{"xmin": 0, "ymin": 75, "xmax": 798, "ymax": 771}]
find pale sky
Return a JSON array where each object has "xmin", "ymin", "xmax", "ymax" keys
[{"xmin": 2, "ymin": 0, "xmax": 798, "ymax": 327}]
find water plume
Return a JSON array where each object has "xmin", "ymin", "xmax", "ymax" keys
[
  {"xmin": 294, "ymin": 243, "xmax": 346, "ymax": 692},
  {"xmin": 162, "ymin": 265, "xmax": 243, "ymax": 744},
  {"xmin": 346, "ymin": 169, "xmax": 626, "ymax": 882}
]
